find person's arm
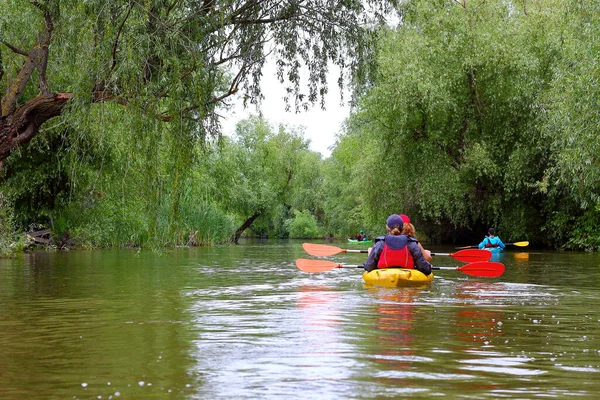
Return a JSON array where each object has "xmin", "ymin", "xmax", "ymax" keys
[
  {"xmin": 418, "ymin": 242, "xmax": 432, "ymax": 262},
  {"xmin": 497, "ymin": 237, "xmax": 505, "ymax": 249},
  {"xmin": 363, "ymin": 241, "xmax": 384, "ymax": 272},
  {"xmin": 478, "ymin": 237, "xmax": 487, "ymax": 249},
  {"xmin": 407, "ymin": 240, "xmax": 432, "ymax": 275}
]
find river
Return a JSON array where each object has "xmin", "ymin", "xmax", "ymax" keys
[{"xmin": 1, "ymin": 240, "xmax": 599, "ymax": 399}]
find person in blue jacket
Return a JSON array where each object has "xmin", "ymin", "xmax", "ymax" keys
[
  {"xmin": 363, "ymin": 214, "xmax": 432, "ymax": 275},
  {"xmin": 478, "ymin": 228, "xmax": 505, "ymax": 250}
]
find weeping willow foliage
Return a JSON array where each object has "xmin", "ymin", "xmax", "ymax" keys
[
  {"xmin": 2, "ymin": 1, "xmax": 598, "ymax": 251},
  {"xmin": 206, "ymin": 115, "xmax": 324, "ymax": 241},
  {"xmin": 538, "ymin": 0, "xmax": 600, "ymax": 250},
  {"xmin": 0, "ymin": 0, "xmax": 395, "ymax": 249},
  {"xmin": 326, "ymin": 0, "xmax": 600, "ymax": 249}
]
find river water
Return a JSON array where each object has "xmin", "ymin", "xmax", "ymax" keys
[{"xmin": 1, "ymin": 240, "xmax": 599, "ymax": 399}]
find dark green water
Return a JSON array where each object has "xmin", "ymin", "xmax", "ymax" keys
[{"xmin": 1, "ymin": 240, "xmax": 599, "ymax": 399}]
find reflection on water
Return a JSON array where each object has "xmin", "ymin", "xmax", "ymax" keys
[
  {"xmin": 513, "ymin": 252, "xmax": 530, "ymax": 262},
  {"xmin": 1, "ymin": 243, "xmax": 600, "ymax": 398},
  {"xmin": 453, "ymin": 281, "xmax": 505, "ymax": 345},
  {"xmin": 367, "ymin": 287, "xmax": 428, "ymax": 394}
]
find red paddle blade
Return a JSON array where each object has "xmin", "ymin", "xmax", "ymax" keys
[
  {"xmin": 451, "ymin": 249, "xmax": 492, "ymax": 263},
  {"xmin": 302, "ymin": 243, "xmax": 343, "ymax": 257},
  {"xmin": 457, "ymin": 261, "xmax": 505, "ymax": 278},
  {"xmin": 296, "ymin": 258, "xmax": 340, "ymax": 273}
]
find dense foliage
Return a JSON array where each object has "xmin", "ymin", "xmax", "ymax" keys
[
  {"xmin": 206, "ymin": 116, "xmax": 323, "ymax": 242},
  {"xmin": 323, "ymin": 0, "xmax": 600, "ymax": 250},
  {"xmin": 0, "ymin": 0, "xmax": 391, "ymax": 252},
  {"xmin": 1, "ymin": 0, "xmax": 599, "ymax": 253}
]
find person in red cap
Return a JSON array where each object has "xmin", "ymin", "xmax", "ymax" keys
[
  {"xmin": 400, "ymin": 217, "xmax": 432, "ymax": 262},
  {"xmin": 363, "ymin": 214, "xmax": 432, "ymax": 275}
]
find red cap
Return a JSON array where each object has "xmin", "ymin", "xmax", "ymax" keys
[{"xmin": 399, "ymin": 214, "xmax": 411, "ymax": 224}]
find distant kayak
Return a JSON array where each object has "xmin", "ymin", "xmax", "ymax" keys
[
  {"xmin": 363, "ymin": 268, "xmax": 434, "ymax": 288},
  {"xmin": 348, "ymin": 239, "xmax": 372, "ymax": 245}
]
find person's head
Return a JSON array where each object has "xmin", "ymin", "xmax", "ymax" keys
[
  {"xmin": 360, "ymin": 230, "xmax": 363, "ymax": 234},
  {"xmin": 386, "ymin": 214, "xmax": 411, "ymax": 236},
  {"xmin": 401, "ymin": 223, "xmax": 415, "ymax": 237},
  {"xmin": 386, "ymin": 214, "xmax": 404, "ymax": 235},
  {"xmin": 488, "ymin": 228, "xmax": 495, "ymax": 236}
]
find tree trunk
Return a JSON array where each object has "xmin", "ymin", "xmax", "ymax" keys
[
  {"xmin": 0, "ymin": 93, "xmax": 72, "ymax": 166},
  {"xmin": 231, "ymin": 211, "xmax": 262, "ymax": 244}
]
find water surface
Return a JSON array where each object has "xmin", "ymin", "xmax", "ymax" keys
[{"xmin": 1, "ymin": 241, "xmax": 599, "ymax": 398}]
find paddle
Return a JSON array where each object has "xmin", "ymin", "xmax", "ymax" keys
[
  {"xmin": 302, "ymin": 243, "xmax": 491, "ymax": 262},
  {"xmin": 455, "ymin": 241, "xmax": 529, "ymax": 250},
  {"xmin": 303, "ymin": 243, "xmax": 368, "ymax": 256},
  {"xmin": 295, "ymin": 259, "xmax": 505, "ymax": 278}
]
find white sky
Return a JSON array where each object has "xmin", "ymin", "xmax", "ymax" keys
[{"xmin": 221, "ymin": 58, "xmax": 350, "ymax": 158}]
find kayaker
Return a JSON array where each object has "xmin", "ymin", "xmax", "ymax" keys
[
  {"xmin": 354, "ymin": 230, "xmax": 367, "ymax": 241},
  {"xmin": 401, "ymin": 220, "xmax": 433, "ymax": 262},
  {"xmin": 478, "ymin": 228, "xmax": 505, "ymax": 250},
  {"xmin": 363, "ymin": 214, "xmax": 432, "ymax": 275}
]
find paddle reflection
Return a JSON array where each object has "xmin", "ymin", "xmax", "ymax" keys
[
  {"xmin": 296, "ymin": 285, "xmax": 341, "ymax": 333},
  {"xmin": 453, "ymin": 281, "xmax": 505, "ymax": 344},
  {"xmin": 367, "ymin": 287, "xmax": 426, "ymax": 375},
  {"xmin": 514, "ymin": 252, "xmax": 530, "ymax": 262}
]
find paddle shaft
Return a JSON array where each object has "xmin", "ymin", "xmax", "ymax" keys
[
  {"xmin": 455, "ymin": 241, "xmax": 529, "ymax": 250},
  {"xmin": 328, "ymin": 265, "xmax": 487, "ymax": 272},
  {"xmin": 303, "ymin": 244, "xmax": 491, "ymax": 262},
  {"xmin": 295, "ymin": 258, "xmax": 504, "ymax": 277},
  {"xmin": 341, "ymin": 250, "xmax": 468, "ymax": 256}
]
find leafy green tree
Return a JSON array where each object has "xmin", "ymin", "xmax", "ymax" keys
[
  {"xmin": 538, "ymin": 0, "xmax": 600, "ymax": 250},
  {"xmin": 331, "ymin": 0, "xmax": 563, "ymax": 244},
  {"xmin": 0, "ymin": 0, "xmax": 394, "ymax": 249},
  {"xmin": 208, "ymin": 116, "xmax": 319, "ymax": 242},
  {"xmin": 321, "ymin": 127, "xmax": 376, "ymax": 238},
  {"xmin": 286, "ymin": 209, "xmax": 321, "ymax": 239}
]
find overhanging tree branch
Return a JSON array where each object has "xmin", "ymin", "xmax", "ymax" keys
[
  {"xmin": 2, "ymin": 41, "xmax": 29, "ymax": 57},
  {"xmin": 1, "ymin": 0, "xmax": 392, "ymax": 165},
  {"xmin": 111, "ymin": 2, "xmax": 134, "ymax": 72},
  {"xmin": 1, "ymin": 5, "xmax": 53, "ymax": 116}
]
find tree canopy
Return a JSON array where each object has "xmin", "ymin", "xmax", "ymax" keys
[
  {"xmin": 0, "ymin": 0, "xmax": 395, "ymax": 166},
  {"xmin": 323, "ymin": 0, "xmax": 600, "ymax": 250},
  {"xmin": 2, "ymin": 0, "xmax": 600, "ymax": 253}
]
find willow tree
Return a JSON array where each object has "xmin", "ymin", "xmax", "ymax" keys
[
  {"xmin": 0, "ymin": 0, "xmax": 395, "ymax": 169},
  {"xmin": 207, "ymin": 116, "xmax": 318, "ymax": 243},
  {"xmin": 0, "ymin": 0, "xmax": 395, "ymax": 246},
  {"xmin": 330, "ymin": 0, "xmax": 562, "ymax": 243},
  {"xmin": 540, "ymin": 0, "xmax": 600, "ymax": 250}
]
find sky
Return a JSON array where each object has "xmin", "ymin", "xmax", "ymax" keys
[{"xmin": 221, "ymin": 58, "xmax": 351, "ymax": 158}]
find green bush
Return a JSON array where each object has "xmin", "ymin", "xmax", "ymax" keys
[
  {"xmin": 0, "ymin": 196, "xmax": 29, "ymax": 256},
  {"xmin": 565, "ymin": 206, "xmax": 600, "ymax": 251},
  {"xmin": 286, "ymin": 210, "xmax": 322, "ymax": 239},
  {"xmin": 0, "ymin": 196, "xmax": 15, "ymax": 255}
]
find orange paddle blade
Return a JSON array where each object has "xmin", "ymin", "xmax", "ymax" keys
[
  {"xmin": 296, "ymin": 258, "xmax": 341, "ymax": 273},
  {"xmin": 456, "ymin": 261, "xmax": 505, "ymax": 278},
  {"xmin": 451, "ymin": 249, "xmax": 492, "ymax": 263},
  {"xmin": 302, "ymin": 243, "xmax": 344, "ymax": 257}
]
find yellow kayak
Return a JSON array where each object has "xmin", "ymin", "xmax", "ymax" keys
[{"xmin": 362, "ymin": 268, "xmax": 434, "ymax": 288}]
